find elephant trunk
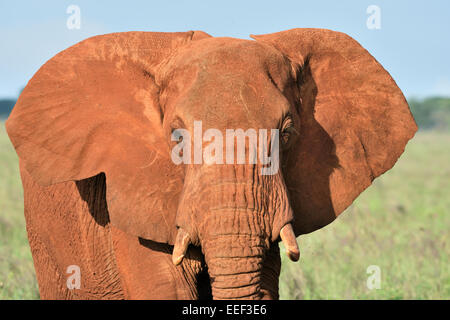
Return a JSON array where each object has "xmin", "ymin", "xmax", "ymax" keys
[
  {"xmin": 175, "ymin": 164, "xmax": 295, "ymax": 299},
  {"xmin": 202, "ymin": 232, "xmax": 267, "ymax": 300}
]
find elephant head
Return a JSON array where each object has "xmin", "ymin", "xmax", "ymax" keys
[{"xmin": 6, "ymin": 29, "xmax": 417, "ymax": 299}]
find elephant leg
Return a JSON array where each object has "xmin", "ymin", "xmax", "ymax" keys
[
  {"xmin": 111, "ymin": 226, "xmax": 210, "ymax": 300},
  {"xmin": 21, "ymin": 165, "xmax": 125, "ymax": 299}
]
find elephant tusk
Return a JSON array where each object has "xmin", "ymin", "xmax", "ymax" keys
[
  {"xmin": 172, "ymin": 228, "xmax": 191, "ymax": 266},
  {"xmin": 280, "ymin": 223, "xmax": 300, "ymax": 262}
]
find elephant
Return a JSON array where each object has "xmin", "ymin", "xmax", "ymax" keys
[{"xmin": 6, "ymin": 28, "xmax": 417, "ymax": 300}]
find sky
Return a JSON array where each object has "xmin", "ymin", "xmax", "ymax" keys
[{"xmin": 0, "ymin": 0, "xmax": 449, "ymax": 99}]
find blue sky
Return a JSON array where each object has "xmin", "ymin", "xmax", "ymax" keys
[{"xmin": 1, "ymin": 0, "xmax": 449, "ymax": 99}]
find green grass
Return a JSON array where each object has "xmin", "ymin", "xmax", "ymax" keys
[
  {"xmin": 0, "ymin": 120, "xmax": 448, "ymax": 299},
  {"xmin": 0, "ymin": 120, "xmax": 39, "ymax": 299}
]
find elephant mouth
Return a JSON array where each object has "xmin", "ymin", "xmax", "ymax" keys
[
  {"xmin": 171, "ymin": 223, "xmax": 298, "ymax": 300},
  {"xmin": 172, "ymin": 223, "xmax": 299, "ymax": 267}
]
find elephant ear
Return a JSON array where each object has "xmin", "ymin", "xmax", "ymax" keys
[
  {"xmin": 6, "ymin": 31, "xmax": 212, "ymax": 244},
  {"xmin": 251, "ymin": 28, "xmax": 417, "ymax": 235}
]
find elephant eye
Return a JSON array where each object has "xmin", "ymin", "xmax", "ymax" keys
[
  {"xmin": 281, "ymin": 131, "xmax": 290, "ymax": 145},
  {"xmin": 280, "ymin": 115, "xmax": 296, "ymax": 148},
  {"xmin": 171, "ymin": 127, "xmax": 184, "ymax": 157}
]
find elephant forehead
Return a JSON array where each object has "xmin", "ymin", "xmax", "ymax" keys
[
  {"xmin": 159, "ymin": 38, "xmax": 292, "ymax": 129},
  {"xmin": 158, "ymin": 37, "xmax": 293, "ymax": 92},
  {"xmin": 166, "ymin": 37, "xmax": 286, "ymax": 70}
]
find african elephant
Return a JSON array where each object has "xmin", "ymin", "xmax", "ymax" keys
[{"xmin": 6, "ymin": 28, "xmax": 417, "ymax": 300}]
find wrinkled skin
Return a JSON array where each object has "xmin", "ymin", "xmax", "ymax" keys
[{"xmin": 6, "ymin": 29, "xmax": 417, "ymax": 299}]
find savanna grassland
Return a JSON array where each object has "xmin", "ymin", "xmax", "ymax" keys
[
  {"xmin": 0, "ymin": 120, "xmax": 448, "ymax": 299},
  {"xmin": 0, "ymin": 121, "xmax": 38, "ymax": 299}
]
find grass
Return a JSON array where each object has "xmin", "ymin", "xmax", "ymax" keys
[
  {"xmin": 0, "ymin": 120, "xmax": 39, "ymax": 299},
  {"xmin": 0, "ymin": 120, "xmax": 448, "ymax": 299}
]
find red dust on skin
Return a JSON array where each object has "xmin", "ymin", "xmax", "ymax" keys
[{"xmin": 6, "ymin": 28, "xmax": 417, "ymax": 300}]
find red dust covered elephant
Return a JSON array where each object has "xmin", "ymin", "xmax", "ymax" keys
[{"xmin": 6, "ymin": 28, "xmax": 417, "ymax": 299}]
